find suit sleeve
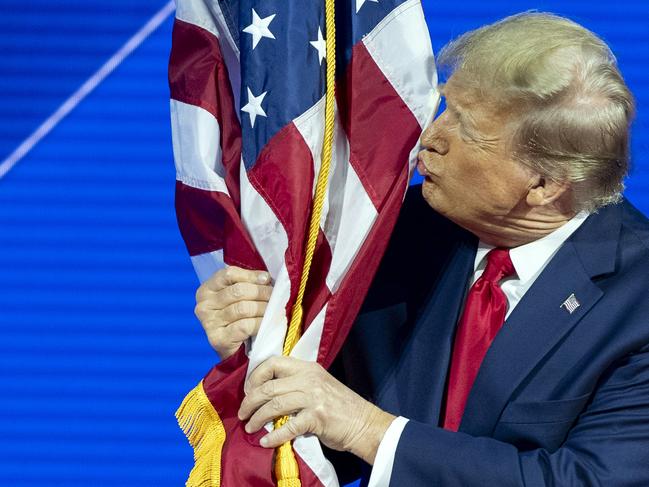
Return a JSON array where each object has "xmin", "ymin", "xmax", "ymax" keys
[{"xmin": 389, "ymin": 346, "xmax": 649, "ymax": 486}]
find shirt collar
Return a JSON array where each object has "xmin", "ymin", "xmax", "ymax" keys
[{"xmin": 474, "ymin": 211, "xmax": 590, "ymax": 284}]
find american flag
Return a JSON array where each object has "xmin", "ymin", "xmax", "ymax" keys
[{"xmin": 169, "ymin": 0, "xmax": 437, "ymax": 484}]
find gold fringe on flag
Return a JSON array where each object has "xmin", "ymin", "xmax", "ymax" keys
[{"xmin": 176, "ymin": 381, "xmax": 226, "ymax": 487}]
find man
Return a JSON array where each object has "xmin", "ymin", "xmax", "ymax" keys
[{"xmin": 194, "ymin": 13, "xmax": 649, "ymax": 485}]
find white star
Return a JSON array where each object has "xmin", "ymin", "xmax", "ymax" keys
[
  {"xmin": 241, "ymin": 87, "xmax": 268, "ymax": 127},
  {"xmin": 310, "ymin": 27, "xmax": 327, "ymax": 66},
  {"xmin": 243, "ymin": 8, "xmax": 276, "ymax": 50},
  {"xmin": 356, "ymin": 0, "xmax": 378, "ymax": 13}
]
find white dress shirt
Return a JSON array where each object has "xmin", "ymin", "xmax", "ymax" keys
[{"xmin": 367, "ymin": 211, "xmax": 589, "ymax": 487}]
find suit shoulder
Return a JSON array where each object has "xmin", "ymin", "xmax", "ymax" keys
[
  {"xmin": 387, "ymin": 184, "xmax": 461, "ymax": 255},
  {"xmin": 360, "ymin": 184, "xmax": 471, "ymax": 309},
  {"xmin": 620, "ymin": 199, "xmax": 649, "ymax": 252}
]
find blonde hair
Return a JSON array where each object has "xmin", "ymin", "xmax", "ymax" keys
[{"xmin": 438, "ymin": 12, "xmax": 635, "ymax": 212}]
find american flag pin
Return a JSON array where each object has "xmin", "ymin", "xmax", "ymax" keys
[{"xmin": 560, "ymin": 293, "xmax": 580, "ymax": 314}]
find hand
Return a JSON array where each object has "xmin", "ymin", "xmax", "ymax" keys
[
  {"xmin": 194, "ymin": 266, "xmax": 272, "ymax": 360},
  {"xmin": 238, "ymin": 356, "xmax": 396, "ymax": 465}
]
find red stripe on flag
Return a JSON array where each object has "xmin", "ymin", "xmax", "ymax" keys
[
  {"xmin": 302, "ymin": 230, "xmax": 333, "ymax": 332},
  {"xmin": 203, "ymin": 349, "xmax": 325, "ymax": 487},
  {"xmin": 169, "ymin": 19, "xmax": 243, "ymax": 206},
  {"xmin": 175, "ymin": 182, "xmax": 265, "ymax": 270},
  {"xmin": 319, "ymin": 168, "xmax": 409, "ymax": 368},
  {"xmin": 338, "ymin": 42, "xmax": 421, "ymax": 211},
  {"xmin": 247, "ymin": 123, "xmax": 315, "ymax": 311},
  {"xmin": 203, "ymin": 349, "xmax": 275, "ymax": 487}
]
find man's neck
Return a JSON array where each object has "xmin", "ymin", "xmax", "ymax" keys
[{"xmin": 469, "ymin": 206, "xmax": 577, "ymax": 248}]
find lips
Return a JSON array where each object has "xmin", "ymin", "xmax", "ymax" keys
[{"xmin": 417, "ymin": 157, "xmax": 434, "ymax": 178}]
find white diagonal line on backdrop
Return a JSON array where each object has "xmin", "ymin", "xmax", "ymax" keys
[{"xmin": 0, "ymin": 1, "xmax": 176, "ymax": 179}]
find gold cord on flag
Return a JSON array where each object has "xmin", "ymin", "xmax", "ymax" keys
[{"xmin": 273, "ymin": 0, "xmax": 337, "ymax": 484}]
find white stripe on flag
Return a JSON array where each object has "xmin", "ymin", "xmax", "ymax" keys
[
  {"xmin": 363, "ymin": 0, "xmax": 439, "ymax": 130},
  {"xmin": 293, "ymin": 434, "xmax": 340, "ymax": 487},
  {"xmin": 170, "ymin": 99, "xmax": 229, "ymax": 193},
  {"xmin": 247, "ymin": 262, "xmax": 291, "ymax": 374},
  {"xmin": 290, "ymin": 304, "xmax": 328, "ymax": 362},
  {"xmin": 323, "ymin": 118, "xmax": 378, "ymax": 293},
  {"xmin": 239, "ymin": 159, "xmax": 289, "ymax": 279},
  {"xmin": 175, "ymin": 0, "xmax": 222, "ymax": 39},
  {"xmin": 293, "ymin": 98, "xmax": 379, "ymax": 294}
]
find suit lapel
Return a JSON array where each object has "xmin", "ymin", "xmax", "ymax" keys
[
  {"xmin": 386, "ymin": 236, "xmax": 477, "ymax": 424},
  {"xmin": 460, "ymin": 203, "xmax": 622, "ymax": 436}
]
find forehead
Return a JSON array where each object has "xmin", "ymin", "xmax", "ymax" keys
[
  {"xmin": 442, "ymin": 75, "xmax": 516, "ymax": 126},
  {"xmin": 440, "ymin": 76, "xmax": 481, "ymax": 110}
]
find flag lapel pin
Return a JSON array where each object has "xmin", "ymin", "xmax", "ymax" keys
[{"xmin": 560, "ymin": 293, "xmax": 580, "ymax": 314}]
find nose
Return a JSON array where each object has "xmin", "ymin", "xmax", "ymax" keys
[{"xmin": 420, "ymin": 111, "xmax": 450, "ymax": 155}]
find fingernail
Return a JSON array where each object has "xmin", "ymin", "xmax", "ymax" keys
[
  {"xmin": 260, "ymin": 436, "xmax": 269, "ymax": 447},
  {"xmin": 244, "ymin": 423, "xmax": 251, "ymax": 433},
  {"xmin": 257, "ymin": 272, "xmax": 269, "ymax": 283}
]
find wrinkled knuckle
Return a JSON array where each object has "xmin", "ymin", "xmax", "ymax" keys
[
  {"xmin": 224, "ymin": 266, "xmax": 236, "ymax": 282},
  {"xmin": 223, "ymin": 303, "xmax": 237, "ymax": 321},
  {"xmin": 270, "ymin": 396, "xmax": 283, "ymax": 412},
  {"xmin": 260, "ymin": 381, "xmax": 275, "ymax": 397},
  {"xmin": 234, "ymin": 301, "xmax": 250, "ymax": 317},
  {"xmin": 230, "ymin": 282, "xmax": 244, "ymax": 299},
  {"xmin": 286, "ymin": 420, "xmax": 301, "ymax": 436},
  {"xmin": 239, "ymin": 318, "xmax": 258, "ymax": 335}
]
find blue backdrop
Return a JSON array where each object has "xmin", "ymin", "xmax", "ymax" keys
[{"xmin": 0, "ymin": 1, "xmax": 646, "ymax": 485}]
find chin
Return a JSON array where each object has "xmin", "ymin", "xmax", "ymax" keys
[
  {"xmin": 421, "ymin": 185, "xmax": 472, "ymax": 231},
  {"xmin": 421, "ymin": 179, "xmax": 444, "ymax": 212}
]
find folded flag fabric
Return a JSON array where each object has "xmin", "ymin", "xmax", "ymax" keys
[{"xmin": 169, "ymin": 0, "xmax": 438, "ymax": 484}]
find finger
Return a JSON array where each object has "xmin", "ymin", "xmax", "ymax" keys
[
  {"xmin": 246, "ymin": 356, "xmax": 306, "ymax": 395},
  {"xmin": 238, "ymin": 375, "xmax": 305, "ymax": 420},
  {"xmin": 204, "ymin": 316, "xmax": 255, "ymax": 344},
  {"xmin": 204, "ymin": 317, "xmax": 261, "ymax": 350},
  {"xmin": 204, "ymin": 266, "xmax": 270, "ymax": 293},
  {"xmin": 225, "ymin": 317, "xmax": 264, "ymax": 342},
  {"xmin": 244, "ymin": 391, "xmax": 308, "ymax": 433},
  {"xmin": 259, "ymin": 412, "xmax": 314, "ymax": 448},
  {"xmin": 207, "ymin": 282, "xmax": 273, "ymax": 310},
  {"xmin": 221, "ymin": 300, "xmax": 268, "ymax": 323}
]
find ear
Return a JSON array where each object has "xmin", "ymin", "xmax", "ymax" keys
[{"xmin": 525, "ymin": 176, "xmax": 571, "ymax": 207}]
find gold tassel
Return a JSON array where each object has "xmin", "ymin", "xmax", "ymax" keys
[
  {"xmin": 275, "ymin": 441, "xmax": 302, "ymax": 487},
  {"xmin": 176, "ymin": 381, "xmax": 226, "ymax": 487}
]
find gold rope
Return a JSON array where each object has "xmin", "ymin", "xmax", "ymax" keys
[
  {"xmin": 176, "ymin": 381, "xmax": 226, "ymax": 487},
  {"xmin": 273, "ymin": 0, "xmax": 337, "ymax": 484}
]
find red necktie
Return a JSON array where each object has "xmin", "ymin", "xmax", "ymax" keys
[{"xmin": 443, "ymin": 247, "xmax": 515, "ymax": 432}]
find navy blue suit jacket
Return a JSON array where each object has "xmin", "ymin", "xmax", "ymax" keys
[{"xmin": 330, "ymin": 185, "xmax": 649, "ymax": 486}]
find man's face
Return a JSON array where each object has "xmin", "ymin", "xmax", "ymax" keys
[{"xmin": 417, "ymin": 76, "xmax": 537, "ymax": 241}]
